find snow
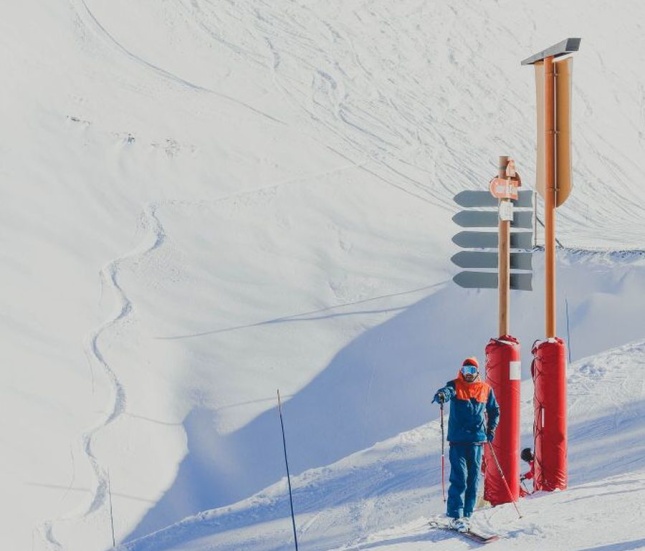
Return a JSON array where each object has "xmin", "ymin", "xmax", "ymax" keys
[{"xmin": 2, "ymin": 1, "xmax": 645, "ymax": 550}]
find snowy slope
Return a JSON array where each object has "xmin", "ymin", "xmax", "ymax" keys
[
  {"xmin": 1, "ymin": 1, "xmax": 645, "ymax": 551},
  {"xmin": 119, "ymin": 340, "xmax": 645, "ymax": 551}
]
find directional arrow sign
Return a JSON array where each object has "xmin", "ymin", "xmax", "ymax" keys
[
  {"xmin": 453, "ymin": 231, "xmax": 533, "ymax": 249},
  {"xmin": 454, "ymin": 190, "xmax": 533, "ymax": 208},
  {"xmin": 453, "ymin": 271, "xmax": 533, "ymax": 291},
  {"xmin": 451, "ymin": 251, "xmax": 533, "ymax": 270},
  {"xmin": 452, "ymin": 210, "xmax": 533, "ymax": 229}
]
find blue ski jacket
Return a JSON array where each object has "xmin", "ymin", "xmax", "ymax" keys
[{"xmin": 434, "ymin": 372, "xmax": 500, "ymax": 444}]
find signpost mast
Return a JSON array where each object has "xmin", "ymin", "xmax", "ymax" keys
[
  {"xmin": 544, "ymin": 55, "xmax": 557, "ymax": 337},
  {"xmin": 497, "ymin": 156, "xmax": 511, "ymax": 337},
  {"xmin": 522, "ymin": 38, "xmax": 580, "ymax": 337},
  {"xmin": 522, "ymin": 38, "xmax": 581, "ymax": 492}
]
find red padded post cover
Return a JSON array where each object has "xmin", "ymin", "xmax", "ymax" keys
[
  {"xmin": 484, "ymin": 335, "xmax": 521, "ymax": 505},
  {"xmin": 532, "ymin": 337, "xmax": 568, "ymax": 491}
]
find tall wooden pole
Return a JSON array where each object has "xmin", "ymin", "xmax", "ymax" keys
[
  {"xmin": 522, "ymin": 37, "xmax": 581, "ymax": 494},
  {"xmin": 544, "ymin": 56, "xmax": 557, "ymax": 338},
  {"xmin": 498, "ymin": 156, "xmax": 510, "ymax": 337}
]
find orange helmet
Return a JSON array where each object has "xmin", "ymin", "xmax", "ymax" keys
[{"xmin": 462, "ymin": 357, "xmax": 479, "ymax": 369}]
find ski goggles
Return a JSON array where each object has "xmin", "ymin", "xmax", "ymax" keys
[{"xmin": 460, "ymin": 364, "xmax": 478, "ymax": 376}]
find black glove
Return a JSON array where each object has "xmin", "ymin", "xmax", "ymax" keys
[
  {"xmin": 433, "ymin": 392, "xmax": 446, "ymax": 404},
  {"xmin": 486, "ymin": 430, "xmax": 495, "ymax": 443}
]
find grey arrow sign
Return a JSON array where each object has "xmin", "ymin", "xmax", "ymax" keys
[
  {"xmin": 451, "ymin": 251, "xmax": 533, "ymax": 270},
  {"xmin": 452, "ymin": 210, "xmax": 533, "ymax": 229},
  {"xmin": 454, "ymin": 190, "xmax": 533, "ymax": 208},
  {"xmin": 453, "ymin": 231, "xmax": 533, "ymax": 250},
  {"xmin": 453, "ymin": 271, "xmax": 533, "ymax": 291}
]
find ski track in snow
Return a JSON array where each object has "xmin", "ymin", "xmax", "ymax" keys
[
  {"xmin": 72, "ymin": 0, "xmax": 285, "ymax": 124},
  {"xmin": 254, "ymin": 1, "xmax": 454, "ymax": 210},
  {"xmin": 39, "ymin": 204, "xmax": 166, "ymax": 550},
  {"xmin": 38, "ymin": 164, "xmax": 370, "ymax": 549},
  {"xmin": 72, "ymin": 0, "xmax": 453, "ymax": 231}
]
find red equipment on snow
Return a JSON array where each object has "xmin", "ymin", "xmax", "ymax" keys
[
  {"xmin": 532, "ymin": 337, "xmax": 568, "ymax": 491},
  {"xmin": 484, "ymin": 335, "xmax": 521, "ymax": 505}
]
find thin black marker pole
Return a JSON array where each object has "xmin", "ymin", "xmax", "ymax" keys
[
  {"xmin": 107, "ymin": 470, "xmax": 116, "ymax": 548},
  {"xmin": 277, "ymin": 389, "xmax": 299, "ymax": 551}
]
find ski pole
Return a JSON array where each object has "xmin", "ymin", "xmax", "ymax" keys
[
  {"xmin": 487, "ymin": 441, "xmax": 523, "ymax": 519},
  {"xmin": 277, "ymin": 390, "xmax": 299, "ymax": 551},
  {"xmin": 440, "ymin": 402, "xmax": 446, "ymax": 503}
]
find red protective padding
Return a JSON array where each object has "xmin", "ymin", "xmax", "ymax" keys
[
  {"xmin": 483, "ymin": 335, "xmax": 521, "ymax": 505},
  {"xmin": 532, "ymin": 338, "xmax": 568, "ymax": 491}
]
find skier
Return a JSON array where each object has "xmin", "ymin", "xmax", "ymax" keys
[
  {"xmin": 519, "ymin": 447, "xmax": 535, "ymax": 497},
  {"xmin": 432, "ymin": 357, "xmax": 500, "ymax": 532}
]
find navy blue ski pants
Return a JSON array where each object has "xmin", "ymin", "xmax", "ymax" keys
[{"xmin": 447, "ymin": 443, "xmax": 483, "ymax": 519}]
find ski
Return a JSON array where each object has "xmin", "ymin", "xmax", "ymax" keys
[{"xmin": 429, "ymin": 520, "xmax": 500, "ymax": 545}]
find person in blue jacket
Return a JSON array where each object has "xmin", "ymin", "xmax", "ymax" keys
[{"xmin": 433, "ymin": 357, "xmax": 500, "ymax": 532}]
